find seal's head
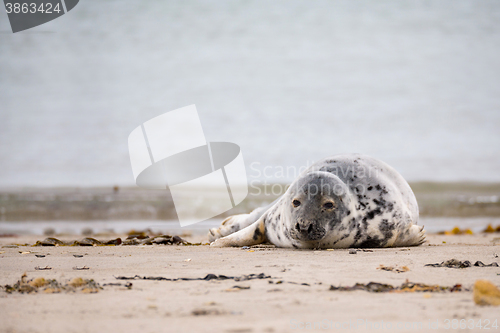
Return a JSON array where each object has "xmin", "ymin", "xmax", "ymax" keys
[{"xmin": 287, "ymin": 171, "xmax": 351, "ymax": 243}]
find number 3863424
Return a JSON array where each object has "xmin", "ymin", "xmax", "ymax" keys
[{"xmin": 5, "ymin": 3, "xmax": 62, "ymax": 14}]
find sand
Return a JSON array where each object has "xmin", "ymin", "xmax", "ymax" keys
[{"xmin": 1, "ymin": 233, "xmax": 499, "ymax": 333}]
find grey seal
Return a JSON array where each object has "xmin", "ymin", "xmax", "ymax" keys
[{"xmin": 209, "ymin": 154, "xmax": 425, "ymax": 249}]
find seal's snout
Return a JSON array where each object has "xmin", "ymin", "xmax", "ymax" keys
[{"xmin": 295, "ymin": 221, "xmax": 325, "ymax": 241}]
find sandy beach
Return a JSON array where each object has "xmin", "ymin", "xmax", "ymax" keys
[{"xmin": 1, "ymin": 233, "xmax": 499, "ymax": 333}]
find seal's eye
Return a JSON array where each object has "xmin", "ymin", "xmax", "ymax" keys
[
  {"xmin": 292, "ymin": 200, "xmax": 301, "ymax": 207},
  {"xmin": 323, "ymin": 202, "xmax": 334, "ymax": 209}
]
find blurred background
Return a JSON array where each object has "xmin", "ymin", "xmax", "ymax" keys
[{"xmin": 0, "ymin": 0, "xmax": 499, "ymax": 235}]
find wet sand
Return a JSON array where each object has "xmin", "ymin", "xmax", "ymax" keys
[{"xmin": 1, "ymin": 233, "xmax": 499, "ymax": 333}]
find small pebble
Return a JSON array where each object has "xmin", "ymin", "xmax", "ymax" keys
[
  {"xmin": 35, "ymin": 254, "xmax": 46, "ymax": 258},
  {"xmin": 349, "ymin": 249, "xmax": 357, "ymax": 254},
  {"xmin": 73, "ymin": 254, "xmax": 84, "ymax": 258},
  {"xmin": 73, "ymin": 266, "xmax": 90, "ymax": 270},
  {"xmin": 35, "ymin": 266, "xmax": 52, "ymax": 270},
  {"xmin": 242, "ymin": 246, "xmax": 250, "ymax": 250}
]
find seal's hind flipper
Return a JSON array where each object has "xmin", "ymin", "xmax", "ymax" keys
[
  {"xmin": 208, "ymin": 214, "xmax": 251, "ymax": 242},
  {"xmin": 210, "ymin": 217, "xmax": 267, "ymax": 247},
  {"xmin": 208, "ymin": 202, "xmax": 275, "ymax": 242},
  {"xmin": 393, "ymin": 224, "xmax": 426, "ymax": 247}
]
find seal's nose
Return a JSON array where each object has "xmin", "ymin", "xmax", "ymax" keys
[
  {"xmin": 295, "ymin": 222, "xmax": 314, "ymax": 235},
  {"xmin": 295, "ymin": 221, "xmax": 325, "ymax": 240}
]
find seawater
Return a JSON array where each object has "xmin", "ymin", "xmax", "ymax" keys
[{"xmin": 1, "ymin": 0, "xmax": 499, "ymax": 187}]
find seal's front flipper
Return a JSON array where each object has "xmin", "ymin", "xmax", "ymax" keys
[{"xmin": 210, "ymin": 216, "xmax": 267, "ymax": 247}]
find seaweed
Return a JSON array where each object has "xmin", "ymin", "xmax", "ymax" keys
[
  {"xmin": 29, "ymin": 234, "xmax": 205, "ymax": 247},
  {"xmin": 425, "ymin": 259, "xmax": 498, "ymax": 268},
  {"xmin": 483, "ymin": 224, "xmax": 500, "ymax": 233},
  {"xmin": 329, "ymin": 280, "xmax": 464, "ymax": 293},
  {"xmin": 114, "ymin": 273, "xmax": 271, "ymax": 282},
  {"xmin": 437, "ymin": 227, "xmax": 473, "ymax": 235},
  {"xmin": 33, "ymin": 237, "xmax": 122, "ymax": 247},
  {"xmin": 377, "ymin": 265, "xmax": 410, "ymax": 273},
  {"xmin": 474, "ymin": 280, "xmax": 500, "ymax": 306},
  {"xmin": 2, "ymin": 274, "xmax": 101, "ymax": 294}
]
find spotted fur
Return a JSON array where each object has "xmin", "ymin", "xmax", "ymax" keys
[{"xmin": 210, "ymin": 154, "xmax": 425, "ymax": 248}]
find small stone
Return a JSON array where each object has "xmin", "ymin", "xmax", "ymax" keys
[
  {"xmin": 73, "ymin": 266, "xmax": 90, "ymax": 270},
  {"xmin": 122, "ymin": 239, "xmax": 140, "ymax": 246},
  {"xmin": 37, "ymin": 237, "xmax": 65, "ymax": 246},
  {"xmin": 104, "ymin": 238, "xmax": 122, "ymax": 245},
  {"xmin": 152, "ymin": 236, "xmax": 172, "ymax": 244},
  {"xmin": 172, "ymin": 235, "xmax": 184, "ymax": 244},
  {"xmin": 34, "ymin": 266, "xmax": 52, "ymax": 270},
  {"xmin": 77, "ymin": 238, "xmax": 102, "ymax": 246},
  {"xmin": 139, "ymin": 238, "xmax": 153, "ymax": 245},
  {"xmin": 349, "ymin": 249, "xmax": 357, "ymax": 254}
]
